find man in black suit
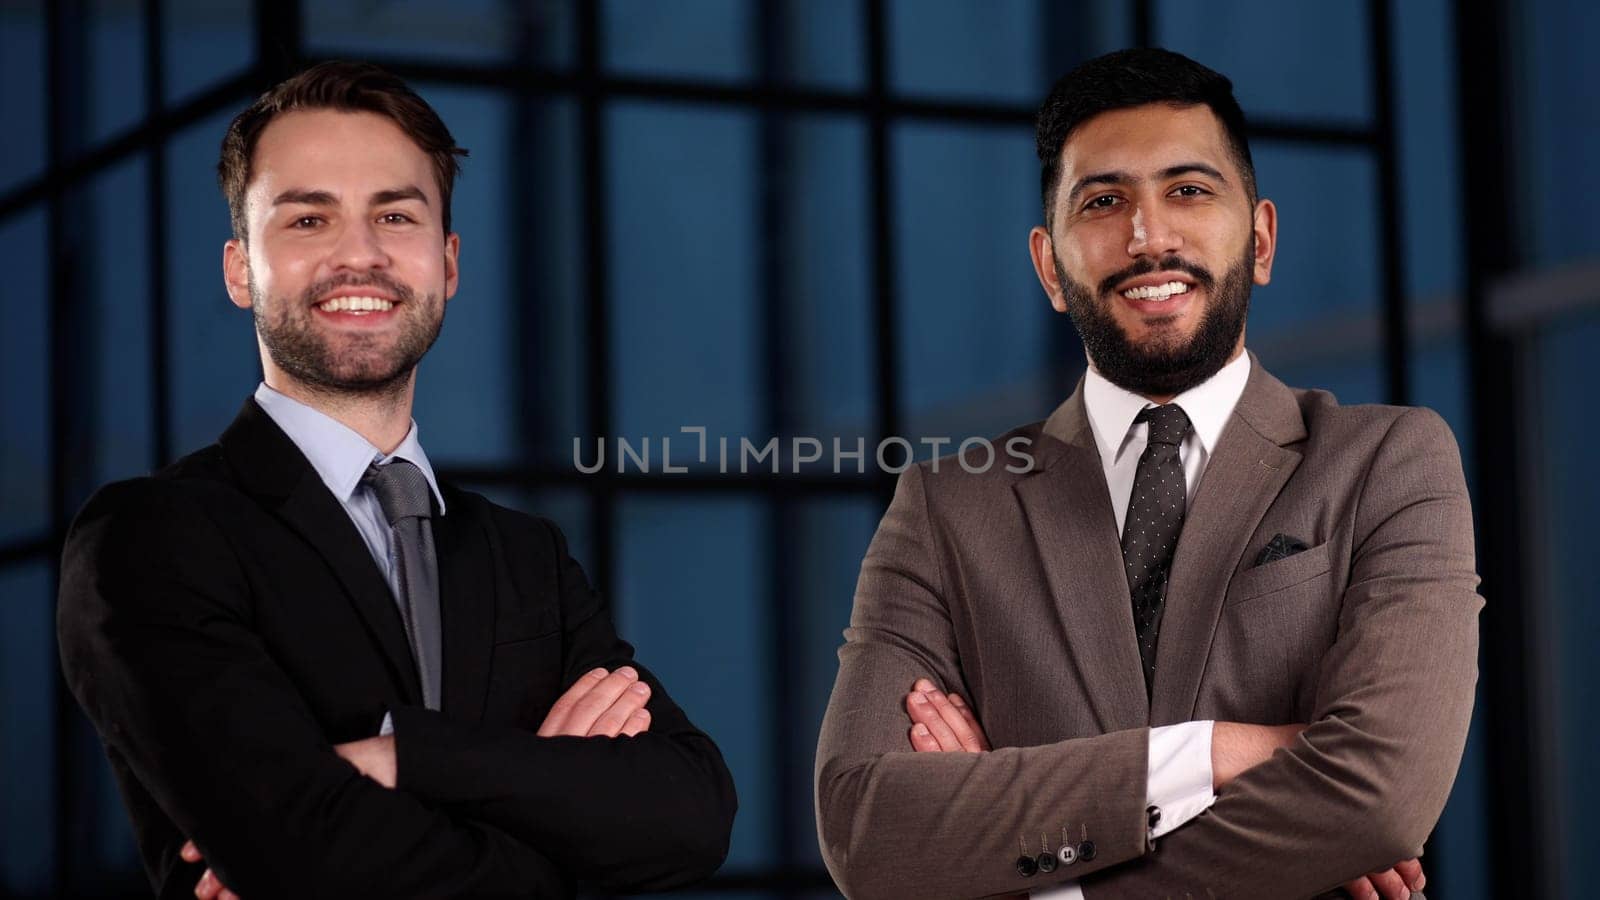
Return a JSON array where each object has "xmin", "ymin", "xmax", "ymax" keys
[{"xmin": 57, "ymin": 61, "xmax": 736, "ymax": 899}]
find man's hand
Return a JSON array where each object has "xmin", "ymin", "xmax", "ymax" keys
[
  {"xmin": 904, "ymin": 678, "xmax": 990, "ymax": 752},
  {"xmin": 334, "ymin": 734, "xmax": 397, "ymax": 788},
  {"xmin": 537, "ymin": 666, "xmax": 653, "ymax": 738},
  {"xmin": 180, "ymin": 841, "xmax": 238, "ymax": 900},
  {"xmin": 1344, "ymin": 857, "xmax": 1425, "ymax": 900}
]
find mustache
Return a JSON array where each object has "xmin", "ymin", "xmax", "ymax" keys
[
  {"xmin": 301, "ymin": 272, "xmax": 416, "ymax": 306},
  {"xmin": 1096, "ymin": 255, "xmax": 1216, "ymax": 298}
]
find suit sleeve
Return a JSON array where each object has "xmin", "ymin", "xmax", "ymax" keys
[
  {"xmin": 814, "ymin": 463, "xmax": 1155, "ymax": 900},
  {"xmin": 56, "ymin": 482, "xmax": 570, "ymax": 900},
  {"xmin": 387, "ymin": 516, "xmax": 737, "ymax": 893},
  {"xmin": 1080, "ymin": 408, "xmax": 1482, "ymax": 898}
]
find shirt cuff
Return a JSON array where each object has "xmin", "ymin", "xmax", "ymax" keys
[
  {"xmin": 380, "ymin": 711, "xmax": 394, "ymax": 737},
  {"xmin": 1145, "ymin": 720, "xmax": 1216, "ymax": 841},
  {"xmin": 1030, "ymin": 881, "xmax": 1085, "ymax": 899}
]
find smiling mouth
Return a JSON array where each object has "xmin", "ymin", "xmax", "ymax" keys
[
  {"xmin": 316, "ymin": 295, "xmax": 395, "ymax": 314},
  {"xmin": 1120, "ymin": 281, "xmax": 1191, "ymax": 302}
]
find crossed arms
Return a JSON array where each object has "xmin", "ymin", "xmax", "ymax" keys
[
  {"xmin": 58, "ymin": 481, "xmax": 736, "ymax": 899},
  {"xmin": 814, "ymin": 409, "xmax": 1480, "ymax": 899}
]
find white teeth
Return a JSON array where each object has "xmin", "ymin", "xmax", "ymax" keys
[
  {"xmin": 1122, "ymin": 281, "xmax": 1191, "ymax": 301},
  {"xmin": 317, "ymin": 295, "xmax": 394, "ymax": 313}
]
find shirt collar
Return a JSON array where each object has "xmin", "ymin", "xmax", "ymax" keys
[
  {"xmin": 1082, "ymin": 349, "xmax": 1252, "ymax": 469},
  {"xmin": 253, "ymin": 383, "xmax": 447, "ymax": 514}
]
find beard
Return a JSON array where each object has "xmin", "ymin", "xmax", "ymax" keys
[
  {"xmin": 252, "ymin": 270, "xmax": 444, "ymax": 399},
  {"xmin": 1055, "ymin": 239, "xmax": 1253, "ymax": 398}
]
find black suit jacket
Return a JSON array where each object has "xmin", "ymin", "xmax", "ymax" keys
[{"xmin": 57, "ymin": 399, "xmax": 737, "ymax": 899}]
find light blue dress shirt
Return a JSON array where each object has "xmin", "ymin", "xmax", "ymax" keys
[{"xmin": 253, "ymin": 383, "xmax": 448, "ymax": 735}]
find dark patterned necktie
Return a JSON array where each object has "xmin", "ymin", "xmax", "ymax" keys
[
  {"xmin": 1121, "ymin": 404, "xmax": 1193, "ymax": 694},
  {"xmin": 363, "ymin": 460, "xmax": 443, "ymax": 711}
]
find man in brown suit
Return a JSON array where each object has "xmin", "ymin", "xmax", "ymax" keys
[{"xmin": 814, "ymin": 49, "xmax": 1479, "ymax": 900}]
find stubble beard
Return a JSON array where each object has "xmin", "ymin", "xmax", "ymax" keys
[{"xmin": 251, "ymin": 270, "xmax": 444, "ymax": 403}]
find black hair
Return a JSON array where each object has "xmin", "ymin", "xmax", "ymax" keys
[{"xmin": 1036, "ymin": 48, "xmax": 1255, "ymax": 224}]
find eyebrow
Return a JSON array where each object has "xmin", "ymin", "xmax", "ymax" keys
[
  {"xmin": 271, "ymin": 186, "xmax": 430, "ymax": 207},
  {"xmin": 1065, "ymin": 163, "xmax": 1230, "ymax": 208}
]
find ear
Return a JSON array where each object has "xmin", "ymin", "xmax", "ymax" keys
[
  {"xmin": 443, "ymin": 231, "xmax": 460, "ymax": 301},
  {"xmin": 1250, "ymin": 198, "xmax": 1277, "ymax": 286},
  {"xmin": 1028, "ymin": 225, "xmax": 1069, "ymax": 313},
  {"xmin": 223, "ymin": 239, "xmax": 252, "ymax": 309}
]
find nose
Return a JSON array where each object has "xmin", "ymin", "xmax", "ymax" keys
[
  {"xmin": 329, "ymin": 219, "xmax": 390, "ymax": 273},
  {"xmin": 1126, "ymin": 203, "xmax": 1183, "ymax": 259}
]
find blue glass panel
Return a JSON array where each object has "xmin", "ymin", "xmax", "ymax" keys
[
  {"xmin": 1521, "ymin": 0, "xmax": 1600, "ymax": 266},
  {"xmin": 0, "ymin": 562, "xmax": 55, "ymax": 895},
  {"xmin": 165, "ymin": 109, "xmax": 259, "ymax": 455},
  {"xmin": 163, "ymin": 0, "xmax": 252, "ymax": 107},
  {"xmin": 604, "ymin": 0, "xmax": 752, "ymax": 82},
  {"xmin": 495, "ymin": 98, "xmax": 587, "ymax": 466},
  {"xmin": 306, "ymin": 0, "xmax": 573, "ymax": 68},
  {"xmin": 1156, "ymin": 0, "xmax": 1371, "ymax": 126},
  {"xmin": 607, "ymin": 103, "xmax": 760, "ymax": 445},
  {"xmin": 1394, "ymin": 0, "xmax": 1463, "ymax": 300},
  {"xmin": 780, "ymin": 0, "xmax": 864, "ymax": 90},
  {"xmin": 83, "ymin": 155, "xmax": 156, "ymax": 488},
  {"xmin": 791, "ymin": 497, "xmax": 881, "ymax": 868},
  {"xmin": 407, "ymin": 86, "xmax": 515, "ymax": 466},
  {"xmin": 615, "ymin": 496, "xmax": 774, "ymax": 869},
  {"xmin": 888, "ymin": 0, "xmax": 1047, "ymax": 103},
  {"xmin": 0, "ymin": 209, "xmax": 49, "ymax": 544},
  {"xmin": 87, "ymin": 0, "xmax": 147, "ymax": 145},
  {"xmin": 891, "ymin": 122, "xmax": 1057, "ymax": 443},
  {"xmin": 1247, "ymin": 143, "xmax": 1383, "ymax": 403},
  {"xmin": 784, "ymin": 115, "xmax": 872, "ymax": 438},
  {"xmin": 0, "ymin": 2, "xmax": 46, "ymax": 195},
  {"xmin": 1532, "ymin": 309, "xmax": 1600, "ymax": 893}
]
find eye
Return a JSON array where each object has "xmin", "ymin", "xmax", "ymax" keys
[
  {"xmin": 290, "ymin": 215, "xmax": 323, "ymax": 229},
  {"xmin": 379, "ymin": 212, "xmax": 415, "ymax": 225},
  {"xmin": 1172, "ymin": 184, "xmax": 1211, "ymax": 198},
  {"xmin": 1082, "ymin": 194, "xmax": 1123, "ymax": 212}
]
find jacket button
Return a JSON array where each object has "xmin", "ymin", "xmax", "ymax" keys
[
  {"xmin": 1036, "ymin": 851, "xmax": 1058, "ymax": 874},
  {"xmin": 1015, "ymin": 855, "xmax": 1038, "ymax": 877},
  {"xmin": 1077, "ymin": 840, "xmax": 1097, "ymax": 861},
  {"xmin": 1058, "ymin": 843, "xmax": 1078, "ymax": 865}
]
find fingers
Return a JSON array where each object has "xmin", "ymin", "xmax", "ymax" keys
[
  {"xmin": 537, "ymin": 667, "xmax": 609, "ymax": 737},
  {"xmin": 219, "ymin": 890, "xmax": 241, "ymax": 900},
  {"xmin": 619, "ymin": 707, "xmax": 652, "ymax": 737},
  {"xmin": 195, "ymin": 868, "xmax": 222, "ymax": 900},
  {"xmin": 587, "ymin": 679, "xmax": 651, "ymax": 737},
  {"xmin": 914, "ymin": 678, "xmax": 988, "ymax": 752},
  {"xmin": 180, "ymin": 840, "xmax": 201, "ymax": 864},
  {"xmin": 1394, "ymin": 858, "xmax": 1425, "ymax": 892},
  {"xmin": 906, "ymin": 690, "xmax": 963, "ymax": 751},
  {"xmin": 908, "ymin": 722, "xmax": 942, "ymax": 751},
  {"xmin": 1342, "ymin": 876, "xmax": 1378, "ymax": 900},
  {"xmin": 946, "ymin": 693, "xmax": 992, "ymax": 751},
  {"xmin": 1366, "ymin": 866, "xmax": 1411, "ymax": 900},
  {"xmin": 563, "ymin": 667, "xmax": 642, "ymax": 736}
]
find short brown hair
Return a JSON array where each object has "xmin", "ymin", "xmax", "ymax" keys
[{"xmin": 217, "ymin": 60, "xmax": 468, "ymax": 240}]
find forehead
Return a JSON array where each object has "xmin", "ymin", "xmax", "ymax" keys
[
  {"xmin": 1058, "ymin": 103, "xmax": 1236, "ymax": 182},
  {"xmin": 248, "ymin": 109, "xmax": 437, "ymax": 201}
]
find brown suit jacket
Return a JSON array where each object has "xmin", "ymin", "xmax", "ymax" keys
[{"xmin": 814, "ymin": 356, "xmax": 1480, "ymax": 899}]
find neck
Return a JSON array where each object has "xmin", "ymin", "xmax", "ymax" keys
[{"xmin": 263, "ymin": 367, "xmax": 417, "ymax": 455}]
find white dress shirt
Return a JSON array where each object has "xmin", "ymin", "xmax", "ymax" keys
[
  {"xmin": 1035, "ymin": 350, "xmax": 1251, "ymax": 899},
  {"xmin": 253, "ymin": 382, "xmax": 446, "ymax": 735}
]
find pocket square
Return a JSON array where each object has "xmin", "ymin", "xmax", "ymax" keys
[{"xmin": 1254, "ymin": 533, "xmax": 1310, "ymax": 567}]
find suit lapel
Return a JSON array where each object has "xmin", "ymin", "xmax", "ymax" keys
[
  {"xmin": 1017, "ymin": 383, "xmax": 1149, "ymax": 732},
  {"xmin": 433, "ymin": 491, "xmax": 495, "ymax": 724},
  {"xmin": 1149, "ymin": 358, "xmax": 1307, "ymax": 724},
  {"xmin": 219, "ymin": 399, "xmax": 423, "ymax": 705}
]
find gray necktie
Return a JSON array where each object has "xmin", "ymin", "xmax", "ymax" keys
[
  {"xmin": 363, "ymin": 460, "xmax": 442, "ymax": 711},
  {"xmin": 1121, "ymin": 404, "xmax": 1193, "ymax": 694}
]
